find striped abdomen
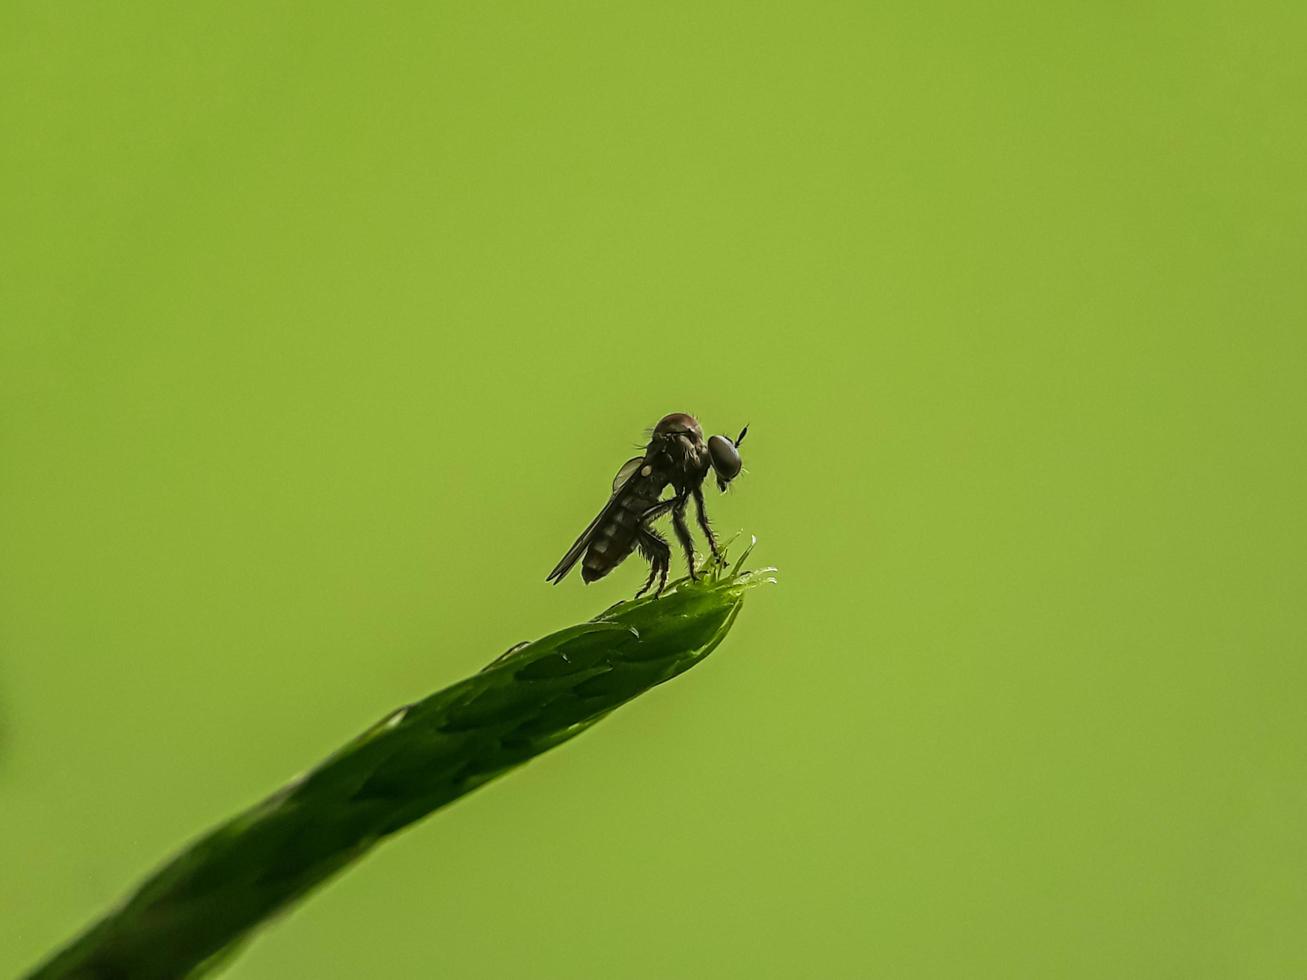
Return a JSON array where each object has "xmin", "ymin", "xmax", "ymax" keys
[{"xmin": 581, "ymin": 479, "xmax": 665, "ymax": 582}]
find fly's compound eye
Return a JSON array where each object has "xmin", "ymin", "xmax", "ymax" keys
[{"xmin": 707, "ymin": 433, "xmax": 742, "ymax": 486}]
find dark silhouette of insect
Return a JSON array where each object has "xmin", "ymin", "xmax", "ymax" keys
[{"xmin": 547, "ymin": 413, "xmax": 748, "ymax": 598}]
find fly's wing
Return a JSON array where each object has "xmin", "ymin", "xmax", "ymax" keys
[
  {"xmin": 544, "ymin": 510, "xmax": 608, "ymax": 584},
  {"xmin": 546, "ymin": 457, "xmax": 645, "ymax": 583},
  {"xmin": 611, "ymin": 455, "xmax": 643, "ymax": 492}
]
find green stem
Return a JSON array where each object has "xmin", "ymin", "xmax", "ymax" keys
[{"xmin": 28, "ymin": 556, "xmax": 775, "ymax": 980}]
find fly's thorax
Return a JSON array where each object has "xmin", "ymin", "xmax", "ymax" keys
[
  {"xmin": 649, "ymin": 430, "xmax": 707, "ymax": 476},
  {"xmin": 653, "ymin": 413, "xmax": 702, "ymax": 438},
  {"xmin": 650, "ymin": 413, "xmax": 708, "ymax": 471}
]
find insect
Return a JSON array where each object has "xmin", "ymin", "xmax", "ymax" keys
[{"xmin": 547, "ymin": 413, "xmax": 748, "ymax": 598}]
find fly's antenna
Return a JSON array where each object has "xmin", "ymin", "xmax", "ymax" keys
[{"xmin": 736, "ymin": 424, "xmax": 749, "ymax": 447}]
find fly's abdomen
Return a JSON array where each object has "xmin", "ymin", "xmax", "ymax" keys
[{"xmin": 581, "ymin": 484, "xmax": 661, "ymax": 582}]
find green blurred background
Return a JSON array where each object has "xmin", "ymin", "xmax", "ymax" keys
[{"xmin": 3, "ymin": 2, "xmax": 1304, "ymax": 977}]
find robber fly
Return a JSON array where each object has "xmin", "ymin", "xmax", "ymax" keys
[{"xmin": 547, "ymin": 413, "xmax": 748, "ymax": 598}]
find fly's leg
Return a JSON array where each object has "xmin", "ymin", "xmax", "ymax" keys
[
  {"xmin": 634, "ymin": 559, "xmax": 660, "ymax": 599},
  {"xmin": 640, "ymin": 498, "xmax": 676, "ymax": 523},
  {"xmin": 633, "ymin": 525, "xmax": 671, "ymax": 599},
  {"xmin": 671, "ymin": 495, "xmax": 698, "ymax": 580},
  {"xmin": 637, "ymin": 497, "xmax": 678, "ymax": 588},
  {"xmin": 691, "ymin": 485, "xmax": 721, "ymax": 563}
]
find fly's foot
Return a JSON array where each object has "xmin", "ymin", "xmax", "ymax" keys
[
  {"xmin": 634, "ymin": 569, "xmax": 657, "ymax": 599},
  {"xmin": 706, "ymin": 535, "xmax": 722, "ymax": 562},
  {"xmin": 635, "ymin": 557, "xmax": 667, "ymax": 599},
  {"xmin": 711, "ymin": 548, "xmax": 738, "ymax": 579}
]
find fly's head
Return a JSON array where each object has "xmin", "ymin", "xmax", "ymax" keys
[{"xmin": 707, "ymin": 425, "xmax": 748, "ymax": 492}]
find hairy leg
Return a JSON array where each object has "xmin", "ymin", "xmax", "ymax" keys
[
  {"xmin": 634, "ymin": 525, "xmax": 671, "ymax": 598},
  {"xmin": 692, "ymin": 485, "xmax": 720, "ymax": 561},
  {"xmin": 671, "ymin": 497, "xmax": 698, "ymax": 580},
  {"xmin": 640, "ymin": 498, "xmax": 677, "ymax": 523}
]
